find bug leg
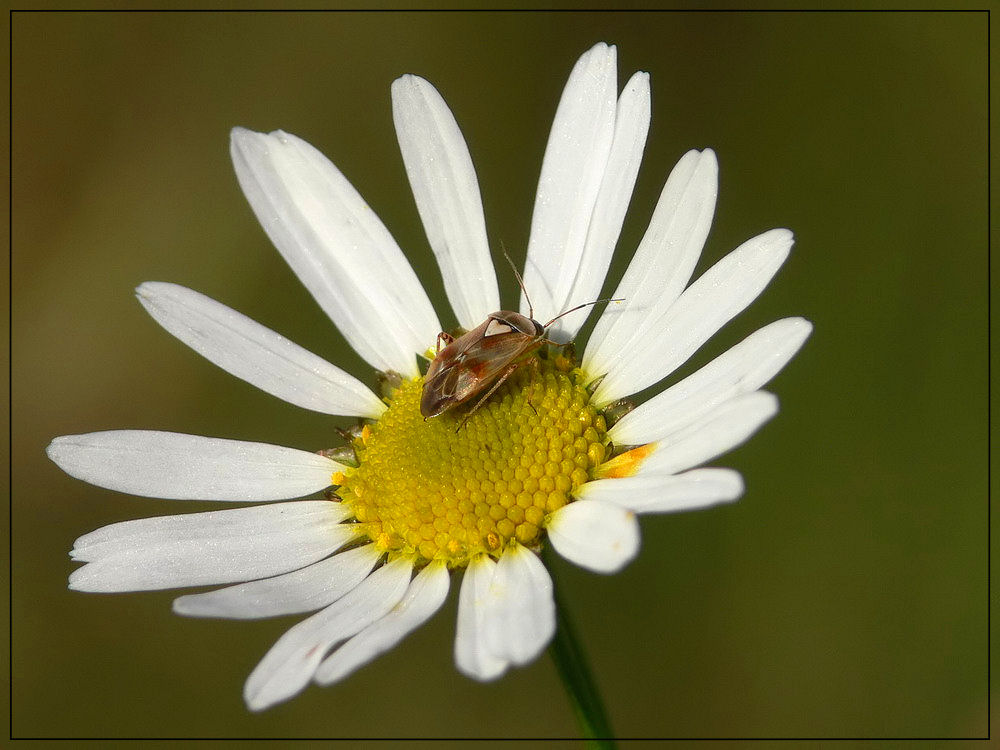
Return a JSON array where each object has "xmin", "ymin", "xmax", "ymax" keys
[
  {"xmin": 525, "ymin": 357, "xmax": 541, "ymax": 415},
  {"xmin": 456, "ymin": 361, "xmax": 524, "ymax": 432},
  {"xmin": 435, "ymin": 331, "xmax": 455, "ymax": 354}
]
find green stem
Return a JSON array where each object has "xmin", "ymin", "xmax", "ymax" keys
[{"xmin": 543, "ymin": 546, "xmax": 616, "ymax": 749}]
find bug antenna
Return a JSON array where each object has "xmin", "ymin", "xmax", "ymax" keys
[
  {"xmin": 543, "ymin": 297, "xmax": 626, "ymax": 328},
  {"xmin": 500, "ymin": 242, "xmax": 533, "ymax": 320}
]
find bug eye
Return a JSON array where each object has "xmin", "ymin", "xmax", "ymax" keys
[{"xmin": 533, "ymin": 321, "xmax": 544, "ymax": 336}]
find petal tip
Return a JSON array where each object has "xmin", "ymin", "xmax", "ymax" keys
[
  {"xmin": 243, "ymin": 688, "xmax": 268, "ymax": 713},
  {"xmin": 390, "ymin": 73, "xmax": 413, "ymax": 93},
  {"xmin": 581, "ymin": 41, "xmax": 617, "ymax": 68},
  {"xmin": 770, "ymin": 226, "xmax": 795, "ymax": 247},
  {"xmin": 791, "ymin": 316, "xmax": 814, "ymax": 338},
  {"xmin": 721, "ymin": 471, "xmax": 747, "ymax": 502},
  {"xmin": 45, "ymin": 435, "xmax": 75, "ymax": 467},
  {"xmin": 134, "ymin": 281, "xmax": 154, "ymax": 296},
  {"xmin": 229, "ymin": 125, "xmax": 254, "ymax": 144},
  {"xmin": 757, "ymin": 390, "xmax": 781, "ymax": 419},
  {"xmin": 67, "ymin": 568, "xmax": 90, "ymax": 592},
  {"xmin": 393, "ymin": 72, "xmax": 423, "ymax": 88},
  {"xmin": 548, "ymin": 499, "xmax": 641, "ymax": 574},
  {"xmin": 134, "ymin": 280, "xmax": 172, "ymax": 305},
  {"xmin": 627, "ymin": 70, "xmax": 651, "ymax": 90}
]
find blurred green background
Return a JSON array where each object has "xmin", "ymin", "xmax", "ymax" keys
[{"xmin": 11, "ymin": 9, "xmax": 988, "ymax": 740}]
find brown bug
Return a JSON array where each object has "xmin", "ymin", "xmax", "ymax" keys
[{"xmin": 420, "ymin": 256, "xmax": 621, "ymax": 422}]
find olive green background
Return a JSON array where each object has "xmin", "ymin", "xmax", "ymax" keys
[{"xmin": 11, "ymin": 9, "xmax": 989, "ymax": 740}]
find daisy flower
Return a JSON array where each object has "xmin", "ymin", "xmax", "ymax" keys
[{"xmin": 47, "ymin": 42, "xmax": 810, "ymax": 714}]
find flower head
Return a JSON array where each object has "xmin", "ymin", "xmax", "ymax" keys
[{"xmin": 48, "ymin": 43, "xmax": 810, "ymax": 711}]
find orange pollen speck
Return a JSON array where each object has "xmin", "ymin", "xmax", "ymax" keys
[{"xmin": 594, "ymin": 442, "xmax": 656, "ymax": 479}]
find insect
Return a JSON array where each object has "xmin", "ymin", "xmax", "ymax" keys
[{"xmin": 420, "ymin": 256, "xmax": 621, "ymax": 423}]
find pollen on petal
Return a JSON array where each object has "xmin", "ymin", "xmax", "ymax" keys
[{"xmin": 594, "ymin": 442, "xmax": 656, "ymax": 479}]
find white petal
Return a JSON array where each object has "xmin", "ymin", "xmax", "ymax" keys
[
  {"xmin": 547, "ymin": 499, "xmax": 640, "ymax": 574},
  {"xmin": 243, "ymin": 557, "xmax": 413, "ymax": 712},
  {"xmin": 136, "ymin": 282, "xmax": 385, "ymax": 418},
  {"xmin": 230, "ymin": 127, "xmax": 439, "ymax": 376},
  {"xmin": 521, "ymin": 42, "xmax": 618, "ymax": 333},
  {"xmin": 482, "ymin": 544, "xmax": 555, "ymax": 665},
  {"xmin": 47, "ymin": 431, "xmax": 341, "ymax": 502},
  {"xmin": 610, "ymin": 317, "xmax": 812, "ymax": 445},
  {"xmin": 69, "ymin": 501, "xmax": 356, "ymax": 592},
  {"xmin": 578, "ymin": 468, "xmax": 744, "ymax": 514},
  {"xmin": 172, "ymin": 543, "xmax": 381, "ymax": 619},
  {"xmin": 544, "ymin": 71, "xmax": 651, "ymax": 341},
  {"xmin": 591, "ymin": 228, "xmax": 794, "ymax": 405},
  {"xmin": 454, "ymin": 555, "xmax": 508, "ymax": 681},
  {"xmin": 640, "ymin": 391, "xmax": 780, "ymax": 476},
  {"xmin": 584, "ymin": 149, "xmax": 718, "ymax": 383},
  {"xmin": 392, "ymin": 75, "xmax": 499, "ymax": 329},
  {"xmin": 70, "ymin": 501, "xmax": 351, "ymax": 560},
  {"xmin": 314, "ymin": 560, "xmax": 450, "ymax": 685}
]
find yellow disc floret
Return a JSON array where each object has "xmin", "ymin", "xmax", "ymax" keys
[{"xmin": 335, "ymin": 356, "xmax": 611, "ymax": 568}]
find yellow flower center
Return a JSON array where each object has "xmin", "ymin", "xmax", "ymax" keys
[{"xmin": 334, "ymin": 355, "xmax": 610, "ymax": 568}]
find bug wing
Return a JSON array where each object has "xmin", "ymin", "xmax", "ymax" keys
[
  {"xmin": 421, "ymin": 333, "xmax": 480, "ymax": 417},
  {"xmin": 421, "ymin": 358, "xmax": 466, "ymax": 417},
  {"xmin": 421, "ymin": 333, "xmax": 537, "ymax": 418}
]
